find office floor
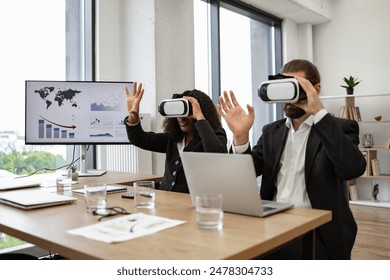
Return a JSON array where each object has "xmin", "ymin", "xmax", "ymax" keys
[{"xmin": 350, "ymin": 205, "xmax": 390, "ymax": 260}]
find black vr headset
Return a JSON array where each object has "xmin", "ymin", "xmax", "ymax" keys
[
  {"xmin": 258, "ymin": 73, "xmax": 307, "ymax": 103},
  {"xmin": 158, "ymin": 94, "xmax": 193, "ymax": 118}
]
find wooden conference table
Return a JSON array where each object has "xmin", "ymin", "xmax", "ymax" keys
[{"xmin": 0, "ymin": 171, "xmax": 331, "ymax": 260}]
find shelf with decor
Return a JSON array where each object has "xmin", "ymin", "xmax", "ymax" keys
[
  {"xmin": 321, "ymin": 93, "xmax": 390, "ymax": 208},
  {"xmin": 347, "ymin": 148, "xmax": 390, "ymax": 208},
  {"xmin": 357, "ymin": 121, "xmax": 390, "ymax": 124}
]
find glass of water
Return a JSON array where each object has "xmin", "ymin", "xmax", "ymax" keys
[
  {"xmin": 84, "ymin": 184, "xmax": 107, "ymax": 213},
  {"xmin": 195, "ymin": 194, "xmax": 223, "ymax": 230},
  {"xmin": 134, "ymin": 181, "xmax": 155, "ymax": 209},
  {"xmin": 56, "ymin": 169, "xmax": 72, "ymax": 191}
]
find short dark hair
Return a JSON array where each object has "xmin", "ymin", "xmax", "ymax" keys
[
  {"xmin": 162, "ymin": 89, "xmax": 221, "ymax": 142},
  {"xmin": 281, "ymin": 59, "xmax": 321, "ymax": 86}
]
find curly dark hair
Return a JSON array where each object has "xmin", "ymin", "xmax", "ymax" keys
[{"xmin": 162, "ymin": 89, "xmax": 221, "ymax": 142}]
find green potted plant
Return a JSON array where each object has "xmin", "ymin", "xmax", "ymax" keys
[
  {"xmin": 341, "ymin": 76, "xmax": 362, "ymax": 95},
  {"xmin": 70, "ymin": 164, "xmax": 79, "ymax": 181}
]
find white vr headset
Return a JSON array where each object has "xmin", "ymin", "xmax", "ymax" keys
[
  {"xmin": 258, "ymin": 74, "xmax": 307, "ymax": 103},
  {"xmin": 158, "ymin": 98, "xmax": 192, "ymax": 118}
]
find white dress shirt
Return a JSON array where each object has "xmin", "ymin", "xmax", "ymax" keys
[
  {"xmin": 277, "ymin": 116, "xmax": 313, "ymax": 207},
  {"xmin": 233, "ymin": 109, "xmax": 328, "ymax": 208}
]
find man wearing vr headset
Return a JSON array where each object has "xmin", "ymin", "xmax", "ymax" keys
[
  {"xmin": 218, "ymin": 59, "xmax": 366, "ymax": 260},
  {"xmin": 124, "ymin": 82, "xmax": 227, "ymax": 193}
]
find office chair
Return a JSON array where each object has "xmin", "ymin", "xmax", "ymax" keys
[{"xmin": 0, "ymin": 253, "xmax": 39, "ymax": 260}]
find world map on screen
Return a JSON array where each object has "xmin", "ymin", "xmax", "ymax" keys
[{"xmin": 34, "ymin": 86, "xmax": 81, "ymax": 109}]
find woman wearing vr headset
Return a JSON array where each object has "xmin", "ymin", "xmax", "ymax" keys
[
  {"xmin": 124, "ymin": 82, "xmax": 227, "ymax": 193},
  {"xmin": 218, "ymin": 59, "xmax": 366, "ymax": 260}
]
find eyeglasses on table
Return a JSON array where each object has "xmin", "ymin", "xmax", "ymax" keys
[{"xmin": 92, "ymin": 206, "xmax": 130, "ymax": 221}]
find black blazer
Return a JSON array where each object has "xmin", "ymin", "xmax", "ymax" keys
[
  {"xmin": 248, "ymin": 113, "xmax": 366, "ymax": 259},
  {"xmin": 125, "ymin": 118, "xmax": 227, "ymax": 193}
]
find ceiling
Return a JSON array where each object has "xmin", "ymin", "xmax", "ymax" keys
[{"xmin": 241, "ymin": 0, "xmax": 333, "ymax": 25}]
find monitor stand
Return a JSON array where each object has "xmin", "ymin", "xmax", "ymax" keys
[{"xmin": 78, "ymin": 145, "xmax": 106, "ymax": 177}]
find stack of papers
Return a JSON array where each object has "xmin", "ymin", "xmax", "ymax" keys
[{"xmin": 68, "ymin": 213, "xmax": 185, "ymax": 243}]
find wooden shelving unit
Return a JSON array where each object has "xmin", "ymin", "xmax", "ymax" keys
[
  {"xmin": 360, "ymin": 175, "xmax": 390, "ymax": 179},
  {"xmin": 327, "ymin": 93, "xmax": 390, "ymax": 208}
]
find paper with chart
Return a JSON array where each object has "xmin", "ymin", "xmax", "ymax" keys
[{"xmin": 68, "ymin": 213, "xmax": 186, "ymax": 243}]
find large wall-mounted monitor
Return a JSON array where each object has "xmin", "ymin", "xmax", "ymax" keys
[{"xmin": 25, "ymin": 80, "xmax": 133, "ymax": 145}]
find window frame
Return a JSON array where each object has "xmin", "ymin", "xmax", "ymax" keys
[
  {"xmin": 207, "ymin": 0, "xmax": 283, "ymax": 105},
  {"xmin": 65, "ymin": 0, "xmax": 97, "ymax": 169}
]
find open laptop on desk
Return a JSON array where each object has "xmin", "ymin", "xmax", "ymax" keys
[
  {"xmin": 0, "ymin": 189, "xmax": 76, "ymax": 210},
  {"xmin": 0, "ymin": 176, "xmax": 41, "ymax": 191},
  {"xmin": 181, "ymin": 152, "xmax": 294, "ymax": 217}
]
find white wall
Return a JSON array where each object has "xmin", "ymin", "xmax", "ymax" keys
[
  {"xmin": 282, "ymin": 19, "xmax": 314, "ymax": 62},
  {"xmin": 96, "ymin": 0, "xmax": 195, "ymax": 176},
  {"xmin": 96, "ymin": 0, "xmax": 156, "ymax": 114},
  {"xmin": 154, "ymin": 0, "xmax": 195, "ymax": 175},
  {"xmin": 314, "ymin": 0, "xmax": 390, "ymax": 99}
]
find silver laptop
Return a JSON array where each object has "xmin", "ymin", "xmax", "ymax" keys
[
  {"xmin": 181, "ymin": 152, "xmax": 294, "ymax": 217},
  {"xmin": 0, "ymin": 177, "xmax": 41, "ymax": 191},
  {"xmin": 0, "ymin": 189, "xmax": 76, "ymax": 210}
]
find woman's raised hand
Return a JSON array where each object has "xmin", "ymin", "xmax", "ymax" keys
[
  {"xmin": 125, "ymin": 82, "xmax": 144, "ymax": 124},
  {"xmin": 217, "ymin": 90, "xmax": 254, "ymax": 146}
]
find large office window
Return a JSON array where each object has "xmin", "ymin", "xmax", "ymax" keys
[
  {"xmin": 0, "ymin": 0, "xmax": 66, "ymax": 161},
  {"xmin": 0, "ymin": 0, "xmax": 91, "ymax": 252},
  {"xmin": 194, "ymin": 0, "xmax": 283, "ymax": 144},
  {"xmin": 0, "ymin": 0, "xmax": 93, "ymax": 175}
]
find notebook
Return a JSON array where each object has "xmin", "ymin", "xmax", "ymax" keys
[
  {"xmin": 72, "ymin": 184, "xmax": 128, "ymax": 195},
  {"xmin": 181, "ymin": 152, "xmax": 294, "ymax": 217},
  {"xmin": 0, "ymin": 177, "xmax": 41, "ymax": 191},
  {"xmin": 0, "ymin": 189, "xmax": 77, "ymax": 210}
]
